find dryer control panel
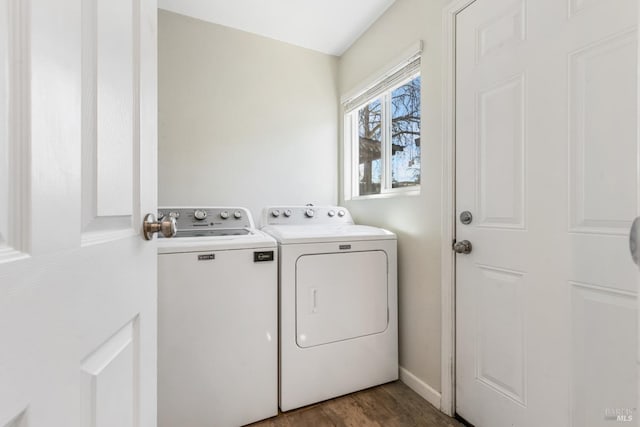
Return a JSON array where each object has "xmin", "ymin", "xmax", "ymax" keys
[
  {"xmin": 262, "ymin": 206, "xmax": 354, "ymax": 226},
  {"xmin": 158, "ymin": 207, "xmax": 255, "ymax": 237}
]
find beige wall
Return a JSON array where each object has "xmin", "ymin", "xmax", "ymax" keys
[
  {"xmin": 338, "ymin": 0, "xmax": 447, "ymax": 392},
  {"xmin": 158, "ymin": 10, "xmax": 339, "ymax": 220}
]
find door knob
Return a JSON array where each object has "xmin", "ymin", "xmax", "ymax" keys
[
  {"xmin": 143, "ymin": 213, "xmax": 177, "ymax": 240},
  {"xmin": 453, "ymin": 240, "xmax": 472, "ymax": 254}
]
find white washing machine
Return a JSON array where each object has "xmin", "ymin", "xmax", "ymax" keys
[
  {"xmin": 157, "ymin": 207, "xmax": 278, "ymax": 427},
  {"xmin": 261, "ymin": 205, "xmax": 398, "ymax": 411}
]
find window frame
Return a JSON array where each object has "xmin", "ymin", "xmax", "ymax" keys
[{"xmin": 345, "ymin": 71, "xmax": 422, "ymax": 200}]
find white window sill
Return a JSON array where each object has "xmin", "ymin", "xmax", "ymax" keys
[{"xmin": 347, "ymin": 187, "xmax": 421, "ymax": 201}]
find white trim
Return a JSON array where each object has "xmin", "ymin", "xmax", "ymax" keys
[
  {"xmin": 637, "ymin": 0, "xmax": 640, "ymax": 419},
  {"xmin": 340, "ymin": 40, "xmax": 423, "ymax": 104},
  {"xmin": 1, "ymin": 0, "xmax": 31, "ymax": 261},
  {"xmin": 350, "ymin": 187, "xmax": 421, "ymax": 201},
  {"xmin": 342, "ymin": 112, "xmax": 353, "ymax": 201},
  {"xmin": 382, "ymin": 92, "xmax": 390, "ymax": 190},
  {"xmin": 399, "ymin": 367, "xmax": 442, "ymax": 409},
  {"xmin": 440, "ymin": 0, "xmax": 477, "ymax": 418}
]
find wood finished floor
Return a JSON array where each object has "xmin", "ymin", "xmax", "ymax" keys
[{"xmin": 248, "ymin": 381, "xmax": 463, "ymax": 427}]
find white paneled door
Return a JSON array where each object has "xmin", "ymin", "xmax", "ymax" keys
[
  {"xmin": 455, "ymin": 0, "xmax": 638, "ymax": 426},
  {"xmin": 0, "ymin": 0, "xmax": 158, "ymax": 426}
]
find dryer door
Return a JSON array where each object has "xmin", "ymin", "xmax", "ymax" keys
[{"xmin": 295, "ymin": 250, "xmax": 388, "ymax": 348}]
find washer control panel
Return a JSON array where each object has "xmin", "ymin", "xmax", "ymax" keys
[
  {"xmin": 262, "ymin": 206, "xmax": 353, "ymax": 226},
  {"xmin": 158, "ymin": 207, "xmax": 254, "ymax": 236}
]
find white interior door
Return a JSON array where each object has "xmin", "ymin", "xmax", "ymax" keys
[
  {"xmin": 0, "ymin": 0, "xmax": 158, "ymax": 426},
  {"xmin": 455, "ymin": 0, "xmax": 638, "ymax": 426}
]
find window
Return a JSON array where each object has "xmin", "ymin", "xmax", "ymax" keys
[{"xmin": 344, "ymin": 55, "xmax": 421, "ymax": 198}]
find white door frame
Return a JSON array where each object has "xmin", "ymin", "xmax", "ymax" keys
[
  {"xmin": 440, "ymin": 0, "xmax": 478, "ymax": 417},
  {"xmin": 637, "ymin": 0, "xmax": 640, "ymax": 418}
]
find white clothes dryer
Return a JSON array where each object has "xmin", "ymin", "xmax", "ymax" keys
[
  {"xmin": 157, "ymin": 207, "xmax": 278, "ymax": 427},
  {"xmin": 261, "ymin": 205, "xmax": 398, "ymax": 411}
]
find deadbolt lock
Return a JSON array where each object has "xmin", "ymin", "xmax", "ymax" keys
[{"xmin": 460, "ymin": 211, "xmax": 473, "ymax": 225}]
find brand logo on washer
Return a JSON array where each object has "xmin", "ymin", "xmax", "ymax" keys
[
  {"xmin": 198, "ymin": 254, "xmax": 215, "ymax": 261},
  {"xmin": 339, "ymin": 244, "xmax": 351, "ymax": 250},
  {"xmin": 254, "ymin": 251, "xmax": 274, "ymax": 262}
]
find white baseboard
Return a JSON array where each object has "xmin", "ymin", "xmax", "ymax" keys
[{"xmin": 399, "ymin": 367, "xmax": 442, "ymax": 410}]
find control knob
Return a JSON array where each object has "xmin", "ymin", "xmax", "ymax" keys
[
  {"xmin": 194, "ymin": 209, "xmax": 207, "ymax": 220},
  {"xmin": 337, "ymin": 210, "xmax": 346, "ymax": 217},
  {"xmin": 271, "ymin": 209, "xmax": 281, "ymax": 218},
  {"xmin": 284, "ymin": 209, "xmax": 293, "ymax": 217},
  {"xmin": 305, "ymin": 209, "xmax": 315, "ymax": 218},
  {"xmin": 234, "ymin": 210, "xmax": 243, "ymax": 219},
  {"xmin": 328, "ymin": 210, "xmax": 336, "ymax": 217},
  {"xmin": 220, "ymin": 211, "xmax": 229, "ymax": 219}
]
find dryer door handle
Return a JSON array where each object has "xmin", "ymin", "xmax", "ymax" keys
[{"xmin": 311, "ymin": 288, "xmax": 318, "ymax": 313}]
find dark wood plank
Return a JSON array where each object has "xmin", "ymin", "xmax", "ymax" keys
[
  {"xmin": 379, "ymin": 382, "xmax": 462, "ymax": 427},
  {"xmin": 248, "ymin": 381, "xmax": 463, "ymax": 427},
  {"xmin": 283, "ymin": 405, "xmax": 336, "ymax": 427},
  {"xmin": 321, "ymin": 394, "xmax": 384, "ymax": 427}
]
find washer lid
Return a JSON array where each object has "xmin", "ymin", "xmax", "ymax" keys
[
  {"xmin": 173, "ymin": 229, "xmax": 252, "ymax": 238},
  {"xmin": 157, "ymin": 229, "xmax": 277, "ymax": 253},
  {"xmin": 261, "ymin": 224, "xmax": 395, "ymax": 244}
]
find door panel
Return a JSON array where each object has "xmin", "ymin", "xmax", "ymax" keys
[
  {"xmin": 475, "ymin": 265, "xmax": 526, "ymax": 406},
  {"xmin": 569, "ymin": 30, "xmax": 637, "ymax": 235},
  {"xmin": 571, "ymin": 283, "xmax": 637, "ymax": 426},
  {"xmin": 476, "ymin": 74, "xmax": 525, "ymax": 229},
  {"xmin": 81, "ymin": 321, "xmax": 138, "ymax": 427},
  {"xmin": 475, "ymin": 0, "xmax": 525, "ymax": 61},
  {"xmin": 0, "ymin": 1, "xmax": 158, "ymax": 426},
  {"xmin": 82, "ymin": 0, "xmax": 139, "ymax": 239},
  {"xmin": 95, "ymin": 0, "xmax": 134, "ymax": 218},
  {"xmin": 455, "ymin": 0, "xmax": 638, "ymax": 425}
]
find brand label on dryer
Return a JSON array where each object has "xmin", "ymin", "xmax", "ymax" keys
[
  {"xmin": 198, "ymin": 254, "xmax": 215, "ymax": 261},
  {"xmin": 339, "ymin": 244, "xmax": 352, "ymax": 250},
  {"xmin": 254, "ymin": 251, "xmax": 274, "ymax": 262}
]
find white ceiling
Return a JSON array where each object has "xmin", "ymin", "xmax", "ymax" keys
[{"xmin": 158, "ymin": 0, "xmax": 396, "ymax": 56}]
